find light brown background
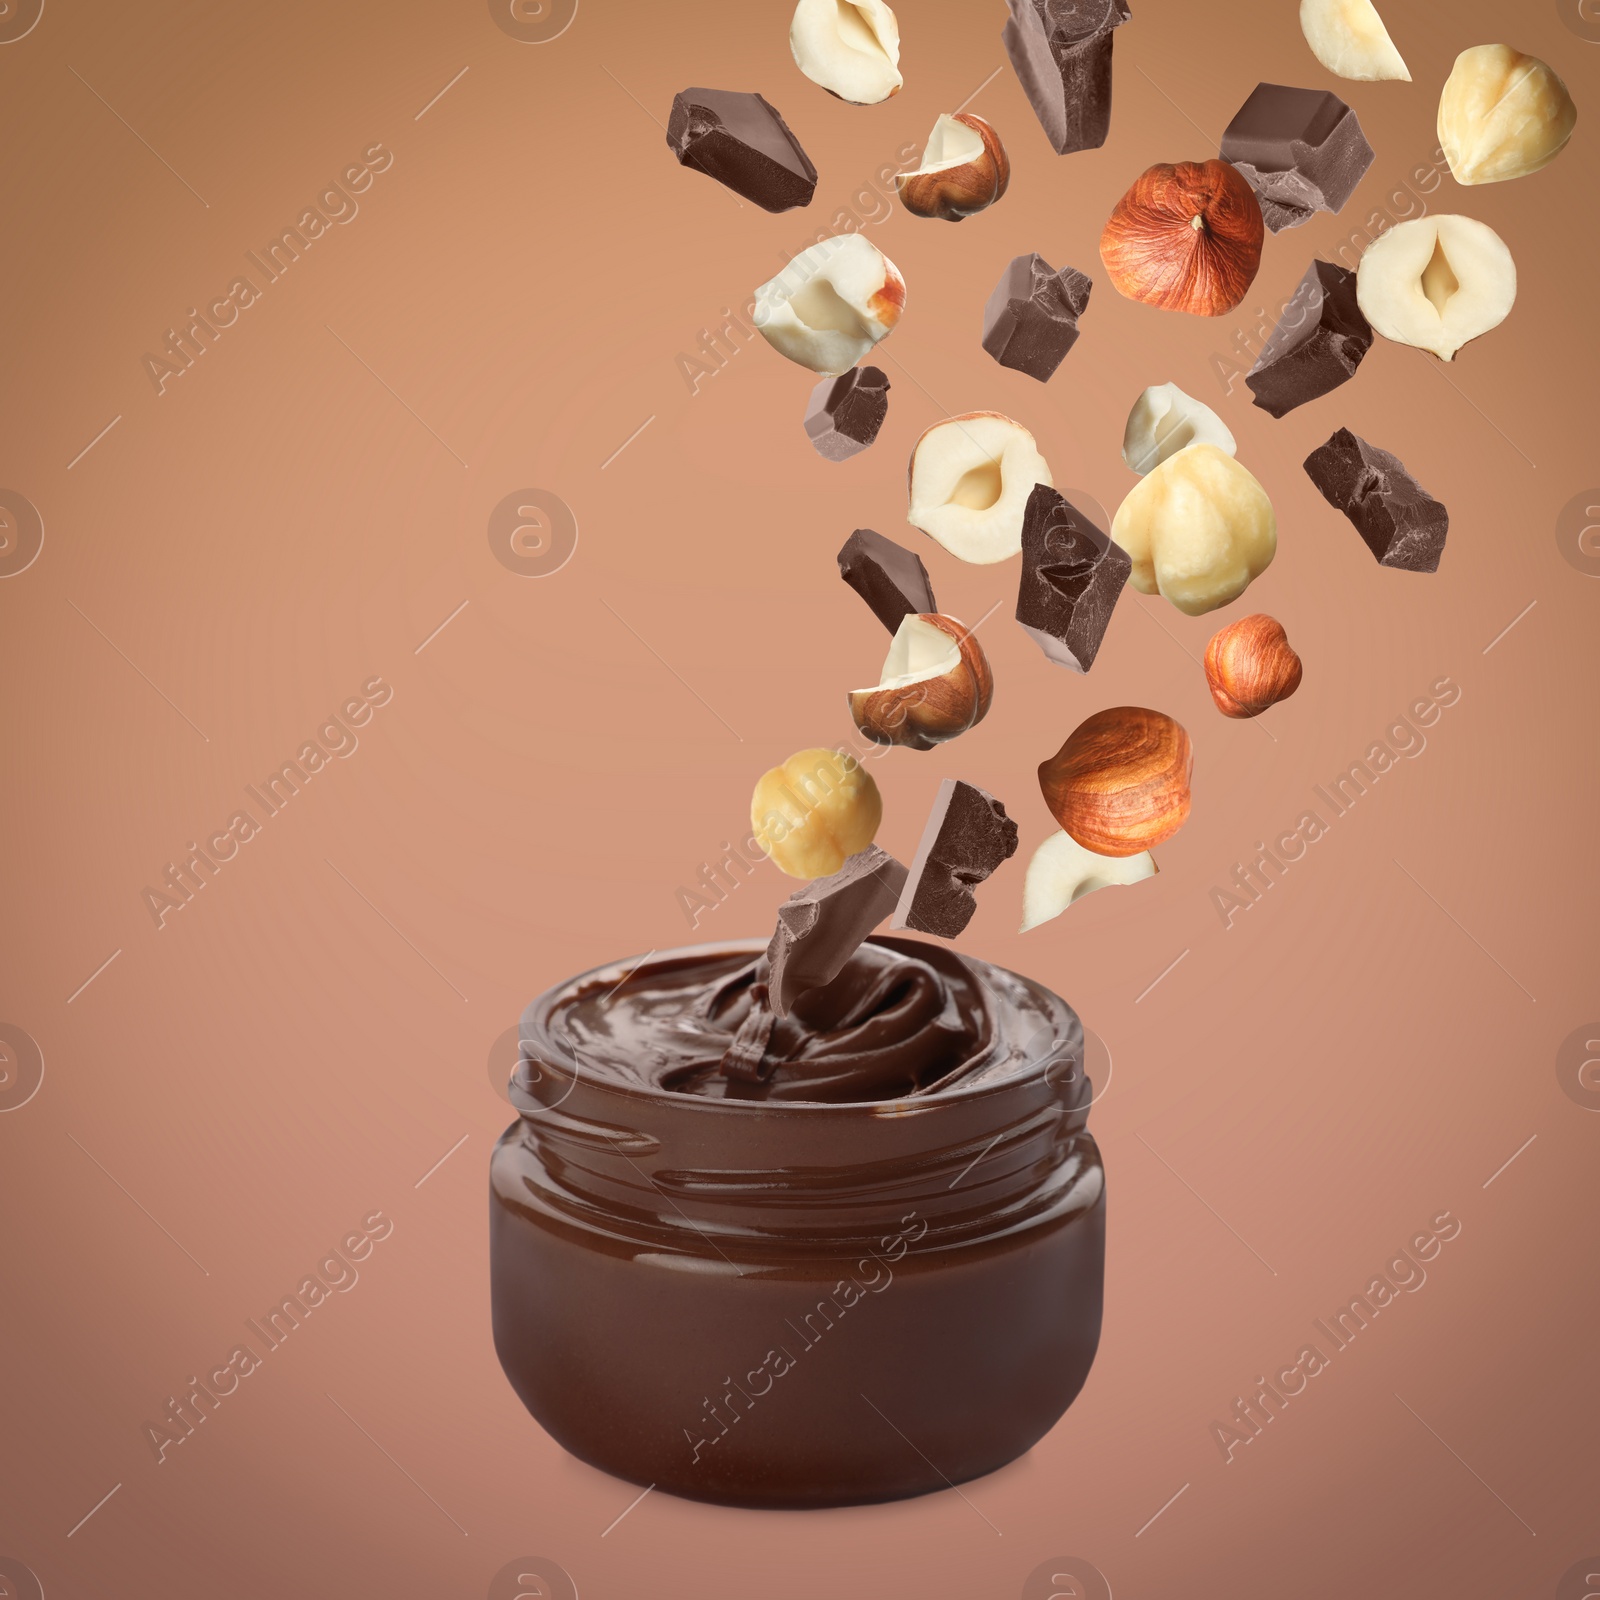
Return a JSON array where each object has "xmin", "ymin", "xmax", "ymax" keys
[{"xmin": 2, "ymin": 0, "xmax": 1598, "ymax": 1595}]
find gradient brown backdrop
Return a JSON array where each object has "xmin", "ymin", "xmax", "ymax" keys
[{"xmin": 3, "ymin": 0, "xmax": 1598, "ymax": 1595}]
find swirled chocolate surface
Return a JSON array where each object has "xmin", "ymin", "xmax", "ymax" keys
[{"xmin": 547, "ymin": 936, "xmax": 1063, "ymax": 1104}]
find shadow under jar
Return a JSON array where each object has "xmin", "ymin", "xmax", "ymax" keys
[{"xmin": 489, "ymin": 936, "xmax": 1105, "ymax": 1510}]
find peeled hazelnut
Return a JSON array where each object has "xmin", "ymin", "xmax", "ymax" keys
[
  {"xmin": 1299, "ymin": 0, "xmax": 1409, "ymax": 83},
  {"xmin": 848, "ymin": 612, "xmax": 993, "ymax": 751},
  {"xmin": 1099, "ymin": 160, "xmax": 1264, "ymax": 317},
  {"xmin": 755, "ymin": 234, "xmax": 906, "ymax": 377},
  {"xmin": 896, "ymin": 112, "xmax": 1009, "ymax": 221},
  {"xmin": 751, "ymin": 747, "xmax": 883, "ymax": 879},
  {"xmin": 1203, "ymin": 614, "xmax": 1303, "ymax": 719},
  {"xmin": 907, "ymin": 411, "xmax": 1051, "ymax": 564},
  {"xmin": 1355, "ymin": 214, "xmax": 1515, "ymax": 362},
  {"xmin": 1020, "ymin": 829, "xmax": 1157, "ymax": 932},
  {"xmin": 790, "ymin": 0, "xmax": 902, "ymax": 105},
  {"xmin": 1439, "ymin": 45, "xmax": 1577, "ymax": 187},
  {"xmin": 1038, "ymin": 707, "xmax": 1193, "ymax": 858},
  {"xmin": 1121, "ymin": 383, "xmax": 1236, "ymax": 475},
  {"xmin": 1111, "ymin": 443, "xmax": 1276, "ymax": 616}
]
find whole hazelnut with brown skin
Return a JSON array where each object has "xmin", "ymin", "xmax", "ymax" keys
[
  {"xmin": 1204, "ymin": 614, "xmax": 1303, "ymax": 719},
  {"xmin": 849, "ymin": 612, "xmax": 994, "ymax": 750},
  {"xmin": 896, "ymin": 113, "xmax": 1010, "ymax": 221},
  {"xmin": 1099, "ymin": 160, "xmax": 1265, "ymax": 317},
  {"xmin": 1039, "ymin": 707, "xmax": 1193, "ymax": 856}
]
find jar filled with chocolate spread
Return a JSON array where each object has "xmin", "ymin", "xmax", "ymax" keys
[{"xmin": 489, "ymin": 935, "xmax": 1104, "ymax": 1510}]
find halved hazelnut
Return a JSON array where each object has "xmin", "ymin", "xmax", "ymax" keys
[
  {"xmin": 751, "ymin": 746, "xmax": 882, "ymax": 878},
  {"xmin": 754, "ymin": 234, "xmax": 906, "ymax": 376},
  {"xmin": 1020, "ymin": 829, "xmax": 1157, "ymax": 932},
  {"xmin": 1038, "ymin": 707, "xmax": 1193, "ymax": 858},
  {"xmin": 1299, "ymin": 0, "xmax": 1410, "ymax": 83},
  {"xmin": 1111, "ymin": 443, "xmax": 1276, "ymax": 616},
  {"xmin": 1121, "ymin": 382, "xmax": 1236, "ymax": 475},
  {"xmin": 1203, "ymin": 614, "xmax": 1303, "ymax": 719},
  {"xmin": 1439, "ymin": 45, "xmax": 1577, "ymax": 187},
  {"xmin": 848, "ymin": 612, "xmax": 993, "ymax": 750},
  {"xmin": 1099, "ymin": 160, "xmax": 1264, "ymax": 317},
  {"xmin": 896, "ymin": 112, "xmax": 1010, "ymax": 221},
  {"xmin": 906, "ymin": 411, "xmax": 1051, "ymax": 564},
  {"xmin": 1355, "ymin": 214, "xmax": 1515, "ymax": 362},
  {"xmin": 790, "ymin": 0, "xmax": 902, "ymax": 105}
]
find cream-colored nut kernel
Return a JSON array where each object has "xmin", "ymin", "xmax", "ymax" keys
[
  {"xmin": 1121, "ymin": 383, "xmax": 1236, "ymax": 475},
  {"xmin": 751, "ymin": 747, "xmax": 883, "ymax": 878},
  {"xmin": 1020, "ymin": 830, "xmax": 1156, "ymax": 932},
  {"xmin": 754, "ymin": 233, "xmax": 906, "ymax": 376},
  {"xmin": 1439, "ymin": 45, "xmax": 1577, "ymax": 186},
  {"xmin": 790, "ymin": 0, "xmax": 902, "ymax": 105},
  {"xmin": 1299, "ymin": 0, "xmax": 1409, "ymax": 82},
  {"xmin": 1356, "ymin": 214, "xmax": 1516, "ymax": 361},
  {"xmin": 1110, "ymin": 443, "xmax": 1276, "ymax": 616},
  {"xmin": 907, "ymin": 411, "xmax": 1051, "ymax": 564}
]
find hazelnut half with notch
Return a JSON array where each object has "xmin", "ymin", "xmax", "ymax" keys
[
  {"xmin": 848, "ymin": 612, "xmax": 993, "ymax": 750},
  {"xmin": 1204, "ymin": 614, "xmax": 1303, "ymax": 719},
  {"xmin": 1438, "ymin": 45, "xmax": 1577, "ymax": 187},
  {"xmin": 1355, "ymin": 214, "xmax": 1515, "ymax": 362},
  {"xmin": 1299, "ymin": 0, "xmax": 1410, "ymax": 82},
  {"xmin": 1099, "ymin": 160, "xmax": 1264, "ymax": 317},
  {"xmin": 896, "ymin": 112, "xmax": 1010, "ymax": 221},
  {"xmin": 790, "ymin": 0, "xmax": 902, "ymax": 105},
  {"xmin": 751, "ymin": 746, "xmax": 882, "ymax": 878},
  {"xmin": 1039, "ymin": 707, "xmax": 1193, "ymax": 858},
  {"xmin": 907, "ymin": 411, "xmax": 1051, "ymax": 564},
  {"xmin": 1020, "ymin": 829, "xmax": 1157, "ymax": 932},
  {"xmin": 754, "ymin": 233, "xmax": 906, "ymax": 376}
]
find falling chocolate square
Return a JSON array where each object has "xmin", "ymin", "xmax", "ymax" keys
[
  {"xmin": 838, "ymin": 528, "xmax": 937, "ymax": 632},
  {"xmin": 1304, "ymin": 429, "xmax": 1449, "ymax": 573},
  {"xmin": 893, "ymin": 781, "xmax": 1018, "ymax": 940},
  {"xmin": 667, "ymin": 87, "xmax": 818, "ymax": 213},
  {"xmin": 1220, "ymin": 83, "xmax": 1374, "ymax": 233},
  {"xmin": 1002, "ymin": 0, "xmax": 1130, "ymax": 155},
  {"xmin": 766, "ymin": 845, "xmax": 908, "ymax": 1015},
  {"xmin": 804, "ymin": 366, "xmax": 890, "ymax": 461},
  {"xmin": 982, "ymin": 254, "xmax": 1093, "ymax": 382},
  {"xmin": 1015, "ymin": 484, "xmax": 1130, "ymax": 671},
  {"xmin": 1246, "ymin": 260, "xmax": 1373, "ymax": 417}
]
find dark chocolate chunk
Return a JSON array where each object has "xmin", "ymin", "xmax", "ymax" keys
[
  {"xmin": 719, "ymin": 1004, "xmax": 778, "ymax": 1082},
  {"xmin": 893, "ymin": 781, "xmax": 1018, "ymax": 940},
  {"xmin": 838, "ymin": 527, "xmax": 937, "ymax": 632},
  {"xmin": 1015, "ymin": 484, "xmax": 1130, "ymax": 671},
  {"xmin": 1246, "ymin": 260, "xmax": 1373, "ymax": 417},
  {"xmin": 667, "ymin": 87, "xmax": 817, "ymax": 213},
  {"xmin": 981, "ymin": 253, "xmax": 1093, "ymax": 382},
  {"xmin": 1220, "ymin": 83, "xmax": 1374, "ymax": 233},
  {"xmin": 1304, "ymin": 429, "xmax": 1449, "ymax": 573},
  {"xmin": 804, "ymin": 366, "xmax": 890, "ymax": 461},
  {"xmin": 1002, "ymin": 0, "xmax": 1130, "ymax": 155},
  {"xmin": 766, "ymin": 846, "xmax": 908, "ymax": 1015}
]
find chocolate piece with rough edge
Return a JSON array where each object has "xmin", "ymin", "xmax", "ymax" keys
[
  {"xmin": 982, "ymin": 253, "xmax": 1093, "ymax": 381},
  {"xmin": 1304, "ymin": 429, "xmax": 1449, "ymax": 573},
  {"xmin": 804, "ymin": 366, "xmax": 890, "ymax": 460},
  {"xmin": 765, "ymin": 845, "xmax": 908, "ymax": 1015},
  {"xmin": 666, "ymin": 87, "xmax": 818, "ymax": 213},
  {"xmin": 893, "ymin": 780, "xmax": 1019, "ymax": 939},
  {"xmin": 1002, "ymin": 0, "xmax": 1131, "ymax": 156},
  {"xmin": 1246, "ymin": 260, "xmax": 1373, "ymax": 417},
  {"xmin": 838, "ymin": 527, "xmax": 937, "ymax": 632},
  {"xmin": 1220, "ymin": 83, "xmax": 1374, "ymax": 234},
  {"xmin": 1015, "ymin": 484, "xmax": 1130, "ymax": 671}
]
